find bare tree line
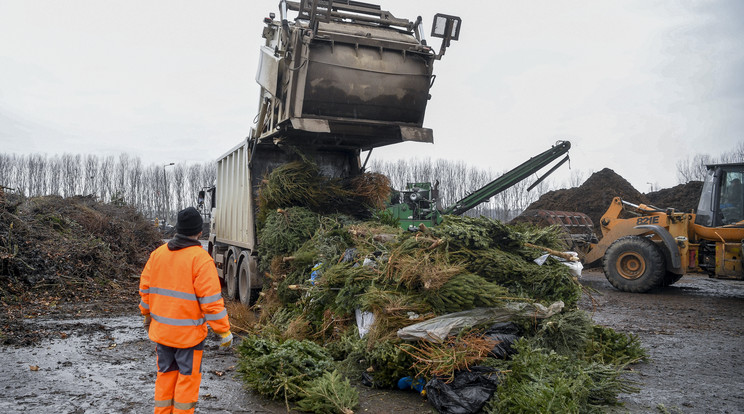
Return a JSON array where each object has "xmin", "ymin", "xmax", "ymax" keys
[
  {"xmin": 1, "ymin": 151, "xmax": 554, "ymax": 224},
  {"xmin": 6, "ymin": 142, "xmax": 731, "ymax": 226},
  {"xmin": 676, "ymin": 141, "xmax": 744, "ymax": 183},
  {"xmin": 0, "ymin": 153, "xmax": 215, "ymax": 224}
]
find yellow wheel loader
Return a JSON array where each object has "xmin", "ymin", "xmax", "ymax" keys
[{"xmin": 582, "ymin": 163, "xmax": 744, "ymax": 292}]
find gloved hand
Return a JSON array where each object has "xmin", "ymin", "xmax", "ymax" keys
[
  {"xmin": 217, "ymin": 331, "xmax": 233, "ymax": 348},
  {"xmin": 143, "ymin": 315, "xmax": 152, "ymax": 333}
]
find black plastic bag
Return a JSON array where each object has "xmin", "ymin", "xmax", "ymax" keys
[
  {"xmin": 425, "ymin": 366, "xmax": 501, "ymax": 414},
  {"xmin": 485, "ymin": 322, "xmax": 520, "ymax": 359}
]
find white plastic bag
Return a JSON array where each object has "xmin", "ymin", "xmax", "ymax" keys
[
  {"xmin": 397, "ymin": 301, "xmax": 564, "ymax": 343},
  {"xmin": 534, "ymin": 251, "xmax": 583, "ymax": 278},
  {"xmin": 355, "ymin": 309, "xmax": 375, "ymax": 338}
]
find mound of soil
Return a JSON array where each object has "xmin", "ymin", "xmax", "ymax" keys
[
  {"xmin": 521, "ymin": 168, "xmax": 647, "ymax": 231},
  {"xmin": 0, "ymin": 192, "xmax": 163, "ymax": 345},
  {"xmin": 645, "ymin": 181, "xmax": 703, "ymax": 213},
  {"xmin": 514, "ymin": 170, "xmax": 705, "ymax": 247}
]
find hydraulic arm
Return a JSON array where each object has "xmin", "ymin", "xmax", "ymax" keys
[
  {"xmin": 388, "ymin": 141, "xmax": 571, "ymax": 230},
  {"xmin": 442, "ymin": 141, "xmax": 571, "ymax": 216}
]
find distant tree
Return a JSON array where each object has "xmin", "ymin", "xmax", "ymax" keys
[
  {"xmin": 676, "ymin": 153, "xmax": 713, "ymax": 183},
  {"xmin": 47, "ymin": 155, "xmax": 62, "ymax": 196},
  {"xmin": 14, "ymin": 155, "xmax": 29, "ymax": 196},
  {"xmin": 0, "ymin": 154, "xmax": 11, "ymax": 189},
  {"xmin": 568, "ymin": 169, "xmax": 587, "ymax": 188},
  {"xmin": 719, "ymin": 141, "xmax": 744, "ymax": 163},
  {"xmin": 61, "ymin": 153, "xmax": 81, "ymax": 196},
  {"xmin": 127, "ymin": 157, "xmax": 143, "ymax": 207},
  {"xmin": 27, "ymin": 154, "xmax": 47, "ymax": 196},
  {"xmin": 143, "ymin": 165, "xmax": 160, "ymax": 220},
  {"xmin": 113, "ymin": 153, "xmax": 131, "ymax": 202},
  {"xmin": 172, "ymin": 164, "xmax": 186, "ymax": 212},
  {"xmin": 98, "ymin": 155, "xmax": 115, "ymax": 201},
  {"xmin": 83, "ymin": 154, "xmax": 99, "ymax": 196},
  {"xmin": 202, "ymin": 162, "xmax": 216, "ymax": 190},
  {"xmin": 187, "ymin": 164, "xmax": 202, "ymax": 206},
  {"xmin": 676, "ymin": 140, "xmax": 744, "ymax": 183}
]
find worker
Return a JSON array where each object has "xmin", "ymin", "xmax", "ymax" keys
[
  {"xmin": 726, "ymin": 178, "xmax": 742, "ymax": 205},
  {"xmin": 139, "ymin": 206, "xmax": 232, "ymax": 414}
]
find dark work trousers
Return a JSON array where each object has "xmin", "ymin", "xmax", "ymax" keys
[{"xmin": 153, "ymin": 340, "xmax": 204, "ymax": 414}]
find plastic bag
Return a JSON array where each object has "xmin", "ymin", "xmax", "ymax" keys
[
  {"xmin": 562, "ymin": 260, "xmax": 583, "ymax": 278},
  {"xmin": 397, "ymin": 376, "xmax": 426, "ymax": 393},
  {"xmin": 397, "ymin": 301, "xmax": 564, "ymax": 343},
  {"xmin": 355, "ymin": 309, "xmax": 375, "ymax": 338},
  {"xmin": 425, "ymin": 366, "xmax": 501, "ymax": 414},
  {"xmin": 484, "ymin": 322, "xmax": 520, "ymax": 359},
  {"xmin": 534, "ymin": 252, "xmax": 583, "ymax": 277}
]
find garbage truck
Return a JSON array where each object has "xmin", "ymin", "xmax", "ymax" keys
[{"xmin": 204, "ymin": 0, "xmax": 461, "ymax": 305}]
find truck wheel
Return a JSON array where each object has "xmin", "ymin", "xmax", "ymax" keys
[
  {"xmin": 225, "ymin": 255, "xmax": 238, "ymax": 300},
  {"xmin": 238, "ymin": 257, "xmax": 259, "ymax": 306},
  {"xmin": 603, "ymin": 236, "xmax": 665, "ymax": 293}
]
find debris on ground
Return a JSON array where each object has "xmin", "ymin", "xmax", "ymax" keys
[
  {"xmin": 234, "ymin": 161, "xmax": 647, "ymax": 414},
  {"xmin": 0, "ymin": 192, "xmax": 162, "ymax": 345}
]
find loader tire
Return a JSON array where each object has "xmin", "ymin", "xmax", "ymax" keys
[
  {"xmin": 225, "ymin": 255, "xmax": 239, "ymax": 300},
  {"xmin": 661, "ymin": 271, "xmax": 684, "ymax": 287},
  {"xmin": 238, "ymin": 257, "xmax": 259, "ymax": 306},
  {"xmin": 603, "ymin": 236, "xmax": 665, "ymax": 293}
]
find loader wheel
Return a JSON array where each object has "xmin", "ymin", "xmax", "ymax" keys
[
  {"xmin": 661, "ymin": 271, "xmax": 684, "ymax": 287},
  {"xmin": 604, "ymin": 236, "xmax": 665, "ymax": 293},
  {"xmin": 238, "ymin": 257, "xmax": 259, "ymax": 306},
  {"xmin": 225, "ymin": 255, "xmax": 238, "ymax": 300}
]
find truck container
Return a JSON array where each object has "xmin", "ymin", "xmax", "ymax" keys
[{"xmin": 207, "ymin": 0, "xmax": 461, "ymax": 304}]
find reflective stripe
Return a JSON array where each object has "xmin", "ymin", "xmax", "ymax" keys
[
  {"xmin": 148, "ymin": 287, "xmax": 198, "ymax": 301},
  {"xmin": 139, "ymin": 300, "xmax": 150, "ymax": 310},
  {"xmin": 143, "ymin": 287, "xmax": 222, "ymax": 304},
  {"xmin": 154, "ymin": 398, "xmax": 174, "ymax": 407},
  {"xmin": 174, "ymin": 401, "xmax": 197, "ymax": 410},
  {"xmin": 151, "ymin": 313, "xmax": 206, "ymax": 326},
  {"xmin": 204, "ymin": 309, "xmax": 227, "ymax": 321},
  {"xmin": 197, "ymin": 293, "xmax": 223, "ymax": 305}
]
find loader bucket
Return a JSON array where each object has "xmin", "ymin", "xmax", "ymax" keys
[{"xmin": 513, "ymin": 209, "xmax": 598, "ymax": 255}]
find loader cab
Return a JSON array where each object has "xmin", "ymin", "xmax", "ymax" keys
[{"xmin": 695, "ymin": 163, "xmax": 744, "ymax": 227}]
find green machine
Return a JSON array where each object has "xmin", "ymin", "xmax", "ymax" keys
[{"xmin": 386, "ymin": 141, "xmax": 572, "ymax": 230}]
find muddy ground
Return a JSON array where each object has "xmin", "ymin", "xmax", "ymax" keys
[{"xmin": 1, "ymin": 269, "xmax": 742, "ymax": 414}]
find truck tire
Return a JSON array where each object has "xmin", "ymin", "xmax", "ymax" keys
[
  {"xmin": 225, "ymin": 255, "xmax": 238, "ymax": 300},
  {"xmin": 238, "ymin": 257, "xmax": 259, "ymax": 306},
  {"xmin": 603, "ymin": 236, "xmax": 666, "ymax": 293}
]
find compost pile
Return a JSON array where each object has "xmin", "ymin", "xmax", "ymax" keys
[
  {"xmin": 517, "ymin": 169, "xmax": 703, "ymax": 238},
  {"xmin": 522, "ymin": 168, "xmax": 647, "ymax": 232},
  {"xmin": 0, "ymin": 190, "xmax": 162, "ymax": 344},
  {"xmin": 235, "ymin": 161, "xmax": 646, "ymax": 414},
  {"xmin": 645, "ymin": 181, "xmax": 703, "ymax": 213}
]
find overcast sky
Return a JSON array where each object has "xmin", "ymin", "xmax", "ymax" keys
[{"xmin": 1, "ymin": 0, "xmax": 742, "ymax": 192}]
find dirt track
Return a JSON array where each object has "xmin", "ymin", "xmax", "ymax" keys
[
  {"xmin": 580, "ymin": 270, "xmax": 744, "ymax": 414},
  {"xmin": 1, "ymin": 270, "xmax": 742, "ymax": 413}
]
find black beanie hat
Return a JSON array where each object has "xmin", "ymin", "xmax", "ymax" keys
[{"xmin": 176, "ymin": 207, "xmax": 203, "ymax": 236}]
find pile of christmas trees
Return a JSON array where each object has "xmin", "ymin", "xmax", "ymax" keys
[{"xmin": 236, "ymin": 160, "xmax": 645, "ymax": 414}]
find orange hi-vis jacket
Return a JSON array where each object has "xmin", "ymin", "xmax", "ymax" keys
[{"xmin": 139, "ymin": 243, "xmax": 230, "ymax": 348}]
